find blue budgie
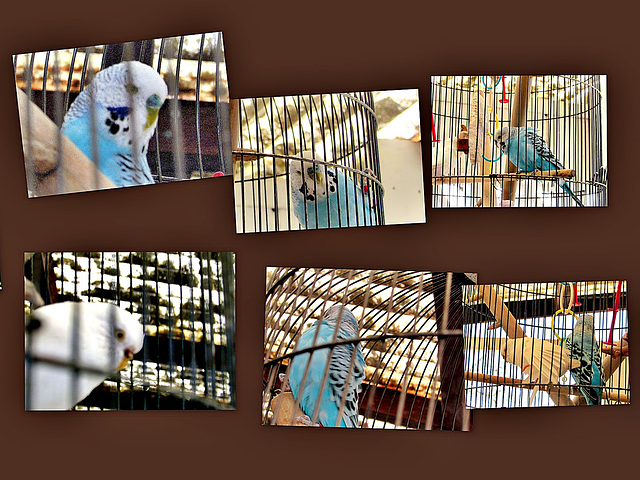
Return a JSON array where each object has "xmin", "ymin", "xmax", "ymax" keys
[
  {"xmin": 289, "ymin": 151, "xmax": 377, "ymax": 228},
  {"xmin": 287, "ymin": 304, "xmax": 366, "ymax": 427},
  {"xmin": 564, "ymin": 314, "xmax": 605, "ymax": 405},
  {"xmin": 61, "ymin": 61, "xmax": 168, "ymax": 187},
  {"xmin": 493, "ymin": 126, "xmax": 584, "ymax": 207}
]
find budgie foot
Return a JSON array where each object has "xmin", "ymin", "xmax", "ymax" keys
[
  {"xmin": 295, "ymin": 415, "xmax": 320, "ymax": 427},
  {"xmin": 278, "ymin": 373, "xmax": 291, "ymax": 391}
]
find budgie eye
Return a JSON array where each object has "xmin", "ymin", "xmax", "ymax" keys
[
  {"xmin": 125, "ymin": 84, "xmax": 139, "ymax": 95},
  {"xmin": 147, "ymin": 94, "xmax": 162, "ymax": 108},
  {"xmin": 114, "ymin": 328, "xmax": 126, "ymax": 341}
]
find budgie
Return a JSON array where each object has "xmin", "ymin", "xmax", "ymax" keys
[
  {"xmin": 61, "ymin": 61, "xmax": 168, "ymax": 187},
  {"xmin": 25, "ymin": 301, "xmax": 144, "ymax": 410},
  {"xmin": 289, "ymin": 151, "xmax": 377, "ymax": 228},
  {"xmin": 287, "ymin": 304, "xmax": 365, "ymax": 427},
  {"xmin": 564, "ymin": 314, "xmax": 605, "ymax": 405},
  {"xmin": 493, "ymin": 126, "xmax": 584, "ymax": 207},
  {"xmin": 501, "ymin": 337, "xmax": 580, "ymax": 406}
]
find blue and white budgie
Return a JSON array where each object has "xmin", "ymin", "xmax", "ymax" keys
[
  {"xmin": 493, "ymin": 126, "xmax": 584, "ymax": 207},
  {"xmin": 25, "ymin": 301, "xmax": 144, "ymax": 410},
  {"xmin": 289, "ymin": 151, "xmax": 377, "ymax": 228},
  {"xmin": 287, "ymin": 304, "xmax": 366, "ymax": 427},
  {"xmin": 564, "ymin": 314, "xmax": 605, "ymax": 405},
  {"xmin": 61, "ymin": 61, "xmax": 168, "ymax": 187}
]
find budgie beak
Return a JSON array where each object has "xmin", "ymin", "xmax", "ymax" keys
[
  {"xmin": 307, "ymin": 166, "xmax": 323, "ymax": 185},
  {"xmin": 144, "ymin": 106, "xmax": 160, "ymax": 129},
  {"xmin": 144, "ymin": 93, "xmax": 163, "ymax": 129},
  {"xmin": 117, "ymin": 348, "xmax": 136, "ymax": 370}
]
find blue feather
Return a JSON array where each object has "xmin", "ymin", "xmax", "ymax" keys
[
  {"xmin": 564, "ymin": 314, "xmax": 604, "ymax": 405},
  {"xmin": 497, "ymin": 126, "xmax": 584, "ymax": 207},
  {"xmin": 288, "ymin": 305, "xmax": 365, "ymax": 427}
]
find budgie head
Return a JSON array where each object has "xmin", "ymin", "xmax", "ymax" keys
[
  {"xmin": 492, "ymin": 126, "xmax": 519, "ymax": 152},
  {"xmin": 322, "ymin": 304, "xmax": 360, "ymax": 338},
  {"xmin": 26, "ymin": 301, "xmax": 145, "ymax": 373},
  {"xmin": 64, "ymin": 61, "xmax": 168, "ymax": 156},
  {"xmin": 289, "ymin": 150, "xmax": 337, "ymax": 202},
  {"xmin": 574, "ymin": 313, "xmax": 596, "ymax": 336}
]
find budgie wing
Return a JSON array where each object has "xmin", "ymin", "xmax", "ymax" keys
[
  {"xmin": 523, "ymin": 129, "xmax": 564, "ymax": 170},
  {"xmin": 326, "ymin": 343, "xmax": 365, "ymax": 427}
]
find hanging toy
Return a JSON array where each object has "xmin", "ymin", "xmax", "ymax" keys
[
  {"xmin": 499, "ymin": 76, "xmax": 509, "ymax": 104},
  {"xmin": 603, "ymin": 281, "xmax": 623, "ymax": 346}
]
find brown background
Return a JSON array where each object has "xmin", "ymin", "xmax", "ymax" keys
[{"xmin": 0, "ymin": 1, "xmax": 634, "ymax": 478}]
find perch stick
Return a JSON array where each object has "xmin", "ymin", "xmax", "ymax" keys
[
  {"xmin": 471, "ymin": 90, "xmax": 494, "ymax": 207},
  {"xmin": 502, "ymin": 75, "xmax": 532, "ymax": 202},
  {"xmin": 229, "ymin": 98, "xmax": 261, "ymax": 169},
  {"xmin": 603, "ymin": 391, "xmax": 630, "ymax": 403},
  {"xmin": 474, "ymin": 285, "xmax": 526, "ymax": 339},
  {"xmin": 434, "ymin": 169, "xmax": 576, "ymax": 185},
  {"xmin": 601, "ymin": 335, "xmax": 629, "ymax": 383},
  {"xmin": 465, "ymin": 372, "xmax": 574, "ymax": 394},
  {"xmin": 16, "ymin": 88, "xmax": 115, "ymax": 196},
  {"xmin": 230, "ymin": 98, "xmax": 240, "ymax": 163}
]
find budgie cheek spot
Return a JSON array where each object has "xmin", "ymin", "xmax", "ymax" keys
[{"xmin": 105, "ymin": 119, "xmax": 120, "ymax": 135}]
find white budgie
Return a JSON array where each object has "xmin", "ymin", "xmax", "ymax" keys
[{"xmin": 25, "ymin": 301, "xmax": 144, "ymax": 410}]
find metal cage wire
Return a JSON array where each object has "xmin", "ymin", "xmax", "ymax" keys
[
  {"xmin": 431, "ymin": 75, "xmax": 606, "ymax": 207},
  {"xmin": 262, "ymin": 268, "xmax": 475, "ymax": 430},
  {"xmin": 14, "ymin": 33, "xmax": 231, "ymax": 196},
  {"xmin": 463, "ymin": 281, "xmax": 628, "ymax": 409},
  {"xmin": 24, "ymin": 251, "xmax": 236, "ymax": 410},
  {"xmin": 234, "ymin": 92, "xmax": 384, "ymax": 233}
]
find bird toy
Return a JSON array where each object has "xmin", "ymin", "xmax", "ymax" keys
[{"xmin": 603, "ymin": 281, "xmax": 623, "ymax": 346}]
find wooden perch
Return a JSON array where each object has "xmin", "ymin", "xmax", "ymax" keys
[
  {"xmin": 473, "ymin": 285, "xmax": 526, "ymax": 339},
  {"xmin": 602, "ymin": 334, "xmax": 629, "ymax": 383},
  {"xmin": 502, "ymin": 75, "xmax": 532, "ymax": 203},
  {"xmin": 465, "ymin": 371, "xmax": 573, "ymax": 405},
  {"xmin": 433, "ymin": 169, "xmax": 576, "ymax": 185},
  {"xmin": 17, "ymin": 88, "xmax": 115, "ymax": 196},
  {"xmin": 503, "ymin": 169, "xmax": 576, "ymax": 179},
  {"xmin": 603, "ymin": 391, "xmax": 630, "ymax": 404}
]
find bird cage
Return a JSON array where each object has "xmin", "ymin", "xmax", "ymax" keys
[
  {"xmin": 262, "ymin": 267, "xmax": 476, "ymax": 430},
  {"xmin": 431, "ymin": 75, "xmax": 606, "ymax": 207},
  {"xmin": 233, "ymin": 92, "xmax": 386, "ymax": 233},
  {"xmin": 24, "ymin": 251, "xmax": 236, "ymax": 410},
  {"xmin": 14, "ymin": 32, "xmax": 232, "ymax": 197},
  {"xmin": 463, "ymin": 281, "xmax": 628, "ymax": 409}
]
